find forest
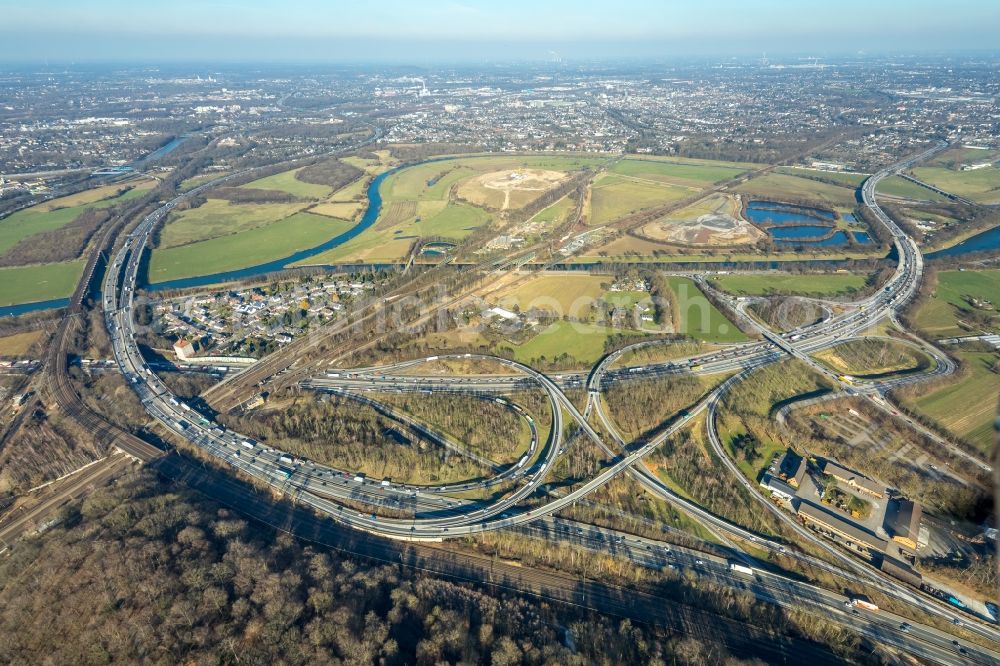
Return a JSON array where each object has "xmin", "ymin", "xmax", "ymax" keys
[{"xmin": 0, "ymin": 470, "xmax": 783, "ymax": 666}]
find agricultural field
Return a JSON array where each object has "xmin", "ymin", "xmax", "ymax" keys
[
  {"xmin": 239, "ymin": 167, "xmax": 333, "ymax": 199},
  {"xmin": 913, "ymin": 269, "xmax": 1000, "ymax": 336},
  {"xmin": 905, "ymin": 351, "xmax": 1000, "ymax": 453},
  {"xmin": 0, "ymin": 330, "xmax": 44, "ymax": 357},
  {"xmin": 157, "ymin": 199, "xmax": 306, "ymax": 247},
  {"xmin": 814, "ymin": 338, "xmax": 930, "ymax": 377},
  {"xmin": 609, "ymin": 158, "xmax": 748, "ymax": 188},
  {"xmin": 910, "ymin": 165, "xmax": 1000, "ymax": 204},
  {"xmin": 0, "ymin": 179, "xmax": 155, "ymax": 255},
  {"xmin": 708, "ymin": 272, "xmax": 869, "ymax": 297},
  {"xmin": 876, "ymin": 175, "xmax": 948, "ymax": 202},
  {"xmin": 588, "ymin": 174, "xmax": 690, "ymax": 225},
  {"xmin": 310, "ymin": 201, "xmax": 364, "ymax": 220},
  {"xmin": 148, "ymin": 212, "xmax": 353, "ymax": 283},
  {"xmin": 732, "ymin": 172, "xmax": 859, "ymax": 210},
  {"xmin": 667, "ymin": 277, "xmax": 747, "ymax": 343},
  {"xmin": 0, "ymin": 260, "xmax": 85, "ymax": 306}
]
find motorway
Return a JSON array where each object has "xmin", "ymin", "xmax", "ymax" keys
[{"xmin": 96, "ymin": 140, "xmax": 999, "ymax": 662}]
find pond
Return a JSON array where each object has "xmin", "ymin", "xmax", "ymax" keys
[{"xmin": 745, "ymin": 200, "xmax": 837, "ymax": 225}]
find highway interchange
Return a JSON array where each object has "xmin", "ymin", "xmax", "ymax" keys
[{"xmin": 98, "ymin": 141, "xmax": 999, "ymax": 663}]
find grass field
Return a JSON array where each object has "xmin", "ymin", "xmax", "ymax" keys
[
  {"xmin": 0, "ymin": 179, "xmax": 155, "ymax": 255},
  {"xmin": 179, "ymin": 172, "xmax": 229, "ymax": 192},
  {"xmin": 733, "ymin": 172, "xmax": 858, "ymax": 209},
  {"xmin": 907, "ymin": 351, "xmax": 999, "ymax": 453},
  {"xmin": 589, "ymin": 174, "xmax": 689, "ymax": 225},
  {"xmin": 0, "ymin": 260, "xmax": 85, "ymax": 306},
  {"xmin": 914, "ymin": 269, "xmax": 1000, "ymax": 336},
  {"xmin": 876, "ymin": 175, "xmax": 948, "ymax": 202},
  {"xmin": 910, "ymin": 166, "xmax": 1000, "ymax": 204},
  {"xmin": 708, "ymin": 272, "xmax": 868, "ymax": 297},
  {"xmin": 927, "ymin": 146, "xmax": 1000, "ymax": 168},
  {"xmin": 667, "ymin": 277, "xmax": 747, "ymax": 343},
  {"xmin": 609, "ymin": 159, "xmax": 747, "ymax": 188},
  {"xmin": 158, "ymin": 200, "xmax": 306, "ymax": 247},
  {"xmin": 240, "ymin": 167, "xmax": 332, "ymax": 199},
  {"xmin": 775, "ymin": 168, "xmax": 868, "ymax": 189},
  {"xmin": 511, "ymin": 320, "xmax": 644, "ymax": 366},
  {"xmin": 297, "ymin": 201, "xmax": 489, "ymax": 265},
  {"xmin": 496, "ymin": 274, "xmax": 607, "ymax": 316},
  {"xmin": 148, "ymin": 212, "xmax": 353, "ymax": 282},
  {"xmin": 0, "ymin": 330, "xmax": 43, "ymax": 356},
  {"xmin": 530, "ymin": 195, "xmax": 575, "ymax": 225}
]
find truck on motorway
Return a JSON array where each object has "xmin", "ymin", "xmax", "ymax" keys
[
  {"xmin": 729, "ymin": 563, "xmax": 754, "ymax": 576},
  {"xmin": 353, "ymin": 474, "xmax": 366, "ymax": 483},
  {"xmin": 240, "ymin": 440, "xmax": 255, "ymax": 450},
  {"xmin": 517, "ymin": 455, "xmax": 529, "ymax": 467},
  {"xmin": 278, "ymin": 455, "xmax": 293, "ymax": 464},
  {"xmin": 179, "ymin": 402, "xmax": 191, "ymax": 412},
  {"xmin": 849, "ymin": 596, "xmax": 879, "ymax": 612}
]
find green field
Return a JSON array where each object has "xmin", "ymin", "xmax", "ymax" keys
[
  {"xmin": 530, "ymin": 195, "xmax": 575, "ymax": 225},
  {"xmin": 876, "ymin": 175, "xmax": 948, "ymax": 202},
  {"xmin": 158, "ymin": 200, "xmax": 307, "ymax": 247},
  {"xmin": 298, "ymin": 201, "xmax": 489, "ymax": 265},
  {"xmin": 775, "ymin": 168, "xmax": 868, "ymax": 189},
  {"xmin": 0, "ymin": 260, "xmax": 85, "ymax": 306},
  {"xmin": 240, "ymin": 168, "xmax": 333, "ymax": 199},
  {"xmin": 668, "ymin": 277, "xmax": 747, "ymax": 343},
  {"xmin": 0, "ymin": 180, "xmax": 155, "ymax": 255},
  {"xmin": 908, "ymin": 351, "xmax": 1000, "ymax": 453},
  {"xmin": 609, "ymin": 159, "xmax": 747, "ymax": 188},
  {"xmin": 148, "ymin": 212, "xmax": 354, "ymax": 283},
  {"xmin": 589, "ymin": 174, "xmax": 689, "ymax": 225},
  {"xmin": 733, "ymin": 172, "xmax": 858, "ymax": 209},
  {"xmin": 914, "ymin": 269, "xmax": 1000, "ymax": 336},
  {"xmin": 511, "ymin": 320, "xmax": 644, "ymax": 366},
  {"xmin": 910, "ymin": 166, "xmax": 1000, "ymax": 204},
  {"xmin": 709, "ymin": 272, "xmax": 869, "ymax": 297}
]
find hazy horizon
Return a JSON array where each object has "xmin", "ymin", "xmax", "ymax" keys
[{"xmin": 3, "ymin": 0, "xmax": 999, "ymax": 64}]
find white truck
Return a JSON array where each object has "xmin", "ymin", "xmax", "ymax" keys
[{"xmin": 729, "ymin": 563, "xmax": 754, "ymax": 576}]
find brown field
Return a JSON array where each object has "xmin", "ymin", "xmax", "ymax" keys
[
  {"xmin": 0, "ymin": 330, "xmax": 44, "ymax": 357},
  {"xmin": 456, "ymin": 169, "xmax": 567, "ymax": 211},
  {"xmin": 311, "ymin": 201, "xmax": 364, "ymax": 220},
  {"xmin": 637, "ymin": 194, "xmax": 763, "ymax": 246}
]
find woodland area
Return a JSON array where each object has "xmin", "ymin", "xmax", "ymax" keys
[
  {"xmin": 219, "ymin": 394, "xmax": 489, "ymax": 485},
  {"xmin": 0, "ymin": 470, "xmax": 770, "ymax": 666}
]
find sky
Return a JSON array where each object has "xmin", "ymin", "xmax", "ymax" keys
[{"xmin": 1, "ymin": 0, "xmax": 998, "ymax": 63}]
